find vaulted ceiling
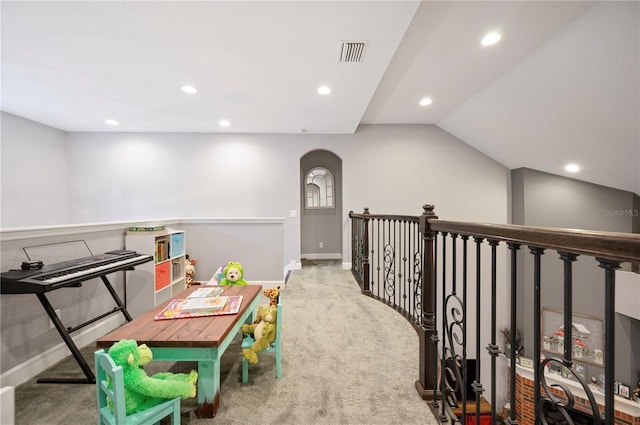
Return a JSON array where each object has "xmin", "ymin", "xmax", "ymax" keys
[{"xmin": 2, "ymin": 1, "xmax": 638, "ymax": 194}]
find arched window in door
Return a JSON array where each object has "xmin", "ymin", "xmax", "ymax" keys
[{"xmin": 305, "ymin": 167, "xmax": 334, "ymax": 208}]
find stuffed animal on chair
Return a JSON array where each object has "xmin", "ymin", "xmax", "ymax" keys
[
  {"xmin": 107, "ymin": 339, "xmax": 198, "ymax": 415},
  {"xmin": 219, "ymin": 261, "xmax": 248, "ymax": 286},
  {"xmin": 241, "ymin": 305, "xmax": 277, "ymax": 364},
  {"xmin": 262, "ymin": 287, "xmax": 280, "ymax": 306}
]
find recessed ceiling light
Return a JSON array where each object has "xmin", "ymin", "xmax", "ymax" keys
[
  {"xmin": 219, "ymin": 120, "xmax": 230, "ymax": 127},
  {"xmin": 419, "ymin": 97, "xmax": 433, "ymax": 107},
  {"xmin": 481, "ymin": 31, "xmax": 501, "ymax": 46},
  {"xmin": 105, "ymin": 119, "xmax": 119, "ymax": 126},
  {"xmin": 565, "ymin": 163, "xmax": 580, "ymax": 173},
  {"xmin": 317, "ymin": 85, "xmax": 331, "ymax": 95},
  {"xmin": 182, "ymin": 85, "xmax": 197, "ymax": 94}
]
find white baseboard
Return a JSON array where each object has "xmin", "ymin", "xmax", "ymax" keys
[
  {"xmin": 0, "ymin": 315, "xmax": 124, "ymax": 388},
  {"xmin": 0, "ymin": 386, "xmax": 15, "ymax": 425},
  {"xmin": 300, "ymin": 253, "xmax": 342, "ymax": 260},
  {"xmin": 342, "ymin": 262, "xmax": 351, "ymax": 270},
  {"xmin": 284, "ymin": 260, "xmax": 301, "ymax": 276},
  {"xmin": 250, "ymin": 280, "xmax": 285, "ymax": 290}
]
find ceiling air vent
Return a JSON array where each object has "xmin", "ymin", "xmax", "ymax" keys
[{"xmin": 339, "ymin": 41, "xmax": 367, "ymax": 63}]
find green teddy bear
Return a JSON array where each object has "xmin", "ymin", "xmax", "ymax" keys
[
  {"xmin": 241, "ymin": 305, "xmax": 278, "ymax": 364},
  {"xmin": 219, "ymin": 261, "xmax": 248, "ymax": 286},
  {"xmin": 107, "ymin": 339, "xmax": 198, "ymax": 415}
]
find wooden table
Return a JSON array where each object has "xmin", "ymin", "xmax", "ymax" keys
[{"xmin": 96, "ymin": 284, "xmax": 262, "ymax": 418}]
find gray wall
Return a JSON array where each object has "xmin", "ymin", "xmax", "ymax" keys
[
  {"xmin": 0, "ymin": 113, "xmax": 71, "ymax": 226},
  {"xmin": 1, "ymin": 113, "xmax": 512, "ymax": 392},
  {"xmin": 512, "ymin": 167, "xmax": 639, "ymax": 387},
  {"xmin": 1, "ymin": 113, "xmax": 512, "ymax": 269}
]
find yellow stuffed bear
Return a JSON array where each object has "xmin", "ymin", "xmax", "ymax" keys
[{"xmin": 241, "ymin": 305, "xmax": 277, "ymax": 364}]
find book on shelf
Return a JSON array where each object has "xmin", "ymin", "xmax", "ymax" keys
[
  {"xmin": 128, "ymin": 225, "xmax": 166, "ymax": 232},
  {"xmin": 155, "ymin": 239, "xmax": 169, "ymax": 262},
  {"xmin": 187, "ymin": 287, "xmax": 224, "ymax": 299},
  {"xmin": 154, "ymin": 295, "xmax": 243, "ymax": 320}
]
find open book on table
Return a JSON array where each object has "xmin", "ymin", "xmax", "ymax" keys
[{"xmin": 154, "ymin": 295, "xmax": 243, "ymax": 320}]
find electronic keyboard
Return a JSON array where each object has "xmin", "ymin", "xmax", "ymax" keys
[{"xmin": 1, "ymin": 250, "xmax": 152, "ymax": 294}]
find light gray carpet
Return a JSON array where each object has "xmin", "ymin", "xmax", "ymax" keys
[{"xmin": 14, "ymin": 261, "xmax": 439, "ymax": 425}]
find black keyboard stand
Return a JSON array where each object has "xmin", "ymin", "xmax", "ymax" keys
[{"xmin": 35, "ymin": 275, "xmax": 132, "ymax": 384}]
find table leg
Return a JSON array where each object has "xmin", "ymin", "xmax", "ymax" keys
[{"xmin": 195, "ymin": 360, "xmax": 220, "ymax": 418}]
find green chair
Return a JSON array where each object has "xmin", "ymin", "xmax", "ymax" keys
[
  {"xmin": 94, "ymin": 349, "xmax": 181, "ymax": 425},
  {"xmin": 241, "ymin": 297, "xmax": 283, "ymax": 383}
]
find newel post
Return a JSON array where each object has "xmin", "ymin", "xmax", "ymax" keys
[
  {"xmin": 415, "ymin": 204, "xmax": 439, "ymax": 400},
  {"xmin": 361, "ymin": 207, "xmax": 371, "ymax": 295}
]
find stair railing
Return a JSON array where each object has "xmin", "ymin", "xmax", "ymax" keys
[{"xmin": 349, "ymin": 204, "xmax": 640, "ymax": 425}]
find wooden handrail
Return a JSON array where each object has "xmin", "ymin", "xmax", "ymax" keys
[
  {"xmin": 350, "ymin": 207, "xmax": 640, "ymax": 263},
  {"xmin": 428, "ymin": 220, "xmax": 640, "ymax": 263},
  {"xmin": 349, "ymin": 211, "xmax": 419, "ymax": 223}
]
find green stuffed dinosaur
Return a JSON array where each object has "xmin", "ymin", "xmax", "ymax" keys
[
  {"xmin": 107, "ymin": 339, "xmax": 198, "ymax": 415},
  {"xmin": 219, "ymin": 261, "xmax": 248, "ymax": 286},
  {"xmin": 241, "ymin": 304, "xmax": 277, "ymax": 364}
]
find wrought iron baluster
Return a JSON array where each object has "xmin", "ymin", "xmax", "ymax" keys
[
  {"xmin": 415, "ymin": 221, "xmax": 422, "ymax": 324},
  {"xmin": 431, "ymin": 230, "xmax": 440, "ymax": 409},
  {"xmin": 560, "ymin": 252, "xmax": 578, "ymax": 366},
  {"xmin": 598, "ymin": 257, "xmax": 620, "ymax": 425},
  {"xmin": 441, "ymin": 232, "xmax": 468, "ymax": 423},
  {"xmin": 461, "ymin": 235, "xmax": 469, "ymax": 422},
  {"xmin": 384, "ymin": 220, "xmax": 396, "ymax": 303},
  {"xmin": 362, "ymin": 208, "xmax": 370, "ymax": 294},
  {"xmin": 376, "ymin": 218, "xmax": 381, "ymax": 297},
  {"xmin": 439, "ymin": 231, "xmax": 449, "ymax": 422},
  {"xmin": 506, "ymin": 243, "xmax": 521, "ymax": 425},
  {"xmin": 474, "ymin": 237, "xmax": 485, "ymax": 424},
  {"xmin": 529, "ymin": 246, "xmax": 545, "ymax": 418},
  {"xmin": 487, "ymin": 239, "xmax": 500, "ymax": 425}
]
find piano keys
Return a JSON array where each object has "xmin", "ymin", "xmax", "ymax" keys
[{"xmin": 1, "ymin": 250, "xmax": 152, "ymax": 294}]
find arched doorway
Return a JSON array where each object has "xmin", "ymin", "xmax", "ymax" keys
[{"xmin": 300, "ymin": 150, "xmax": 342, "ymax": 263}]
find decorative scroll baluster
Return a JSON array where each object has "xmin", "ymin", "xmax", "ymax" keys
[
  {"xmin": 461, "ymin": 235, "xmax": 469, "ymax": 422},
  {"xmin": 439, "ymin": 232, "xmax": 471, "ymax": 424},
  {"xmin": 439, "ymin": 231, "xmax": 449, "ymax": 423},
  {"xmin": 384, "ymin": 220, "xmax": 396, "ymax": 304},
  {"xmin": 413, "ymin": 221, "xmax": 422, "ymax": 324},
  {"xmin": 431, "ymin": 230, "xmax": 441, "ymax": 408}
]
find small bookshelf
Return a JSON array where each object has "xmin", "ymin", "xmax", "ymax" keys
[{"xmin": 125, "ymin": 229, "xmax": 187, "ymax": 318}]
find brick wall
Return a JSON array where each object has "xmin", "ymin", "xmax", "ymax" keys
[{"xmin": 511, "ymin": 368, "xmax": 640, "ymax": 425}]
